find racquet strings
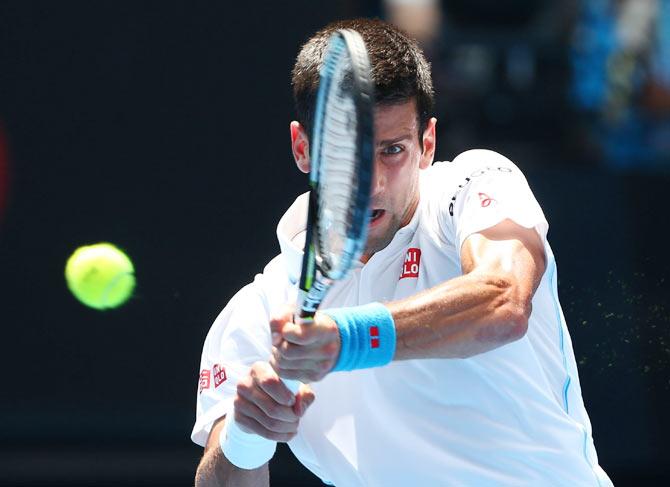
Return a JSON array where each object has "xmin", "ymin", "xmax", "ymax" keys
[{"xmin": 317, "ymin": 41, "xmax": 360, "ymax": 276}]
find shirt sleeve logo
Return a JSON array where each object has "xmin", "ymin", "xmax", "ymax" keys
[
  {"xmin": 399, "ymin": 248, "xmax": 421, "ymax": 280},
  {"xmin": 478, "ymin": 192, "xmax": 496, "ymax": 208},
  {"xmin": 449, "ymin": 166, "xmax": 512, "ymax": 216},
  {"xmin": 199, "ymin": 369, "xmax": 211, "ymax": 393},
  {"xmin": 213, "ymin": 364, "xmax": 227, "ymax": 388}
]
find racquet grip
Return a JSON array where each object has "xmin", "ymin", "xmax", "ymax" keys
[{"xmin": 221, "ymin": 378, "xmax": 301, "ymax": 469}]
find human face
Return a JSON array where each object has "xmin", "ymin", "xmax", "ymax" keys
[
  {"xmin": 363, "ymin": 100, "xmax": 436, "ymax": 259},
  {"xmin": 289, "ymin": 99, "xmax": 436, "ymax": 260}
]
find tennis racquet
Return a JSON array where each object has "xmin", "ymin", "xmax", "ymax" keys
[{"xmin": 221, "ymin": 28, "xmax": 375, "ymax": 469}]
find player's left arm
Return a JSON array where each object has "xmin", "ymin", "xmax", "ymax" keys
[
  {"xmin": 388, "ymin": 218, "xmax": 546, "ymax": 360},
  {"xmin": 271, "ymin": 218, "xmax": 546, "ymax": 380}
]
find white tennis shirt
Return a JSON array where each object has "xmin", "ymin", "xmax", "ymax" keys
[{"xmin": 192, "ymin": 150, "xmax": 612, "ymax": 486}]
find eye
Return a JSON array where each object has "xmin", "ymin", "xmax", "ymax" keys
[{"xmin": 383, "ymin": 144, "xmax": 403, "ymax": 156}]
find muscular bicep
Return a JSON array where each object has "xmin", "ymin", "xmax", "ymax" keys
[{"xmin": 461, "ymin": 218, "xmax": 546, "ymax": 305}]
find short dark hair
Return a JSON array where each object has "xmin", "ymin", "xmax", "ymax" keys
[{"xmin": 292, "ymin": 18, "xmax": 434, "ymax": 140}]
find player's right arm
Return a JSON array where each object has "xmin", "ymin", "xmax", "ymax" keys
[
  {"xmin": 194, "ymin": 361, "xmax": 315, "ymax": 487},
  {"xmin": 195, "ymin": 415, "xmax": 269, "ymax": 487}
]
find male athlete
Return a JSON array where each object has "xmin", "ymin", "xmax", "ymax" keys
[{"xmin": 193, "ymin": 18, "xmax": 612, "ymax": 486}]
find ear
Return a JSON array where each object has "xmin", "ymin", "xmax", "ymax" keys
[
  {"xmin": 419, "ymin": 117, "xmax": 437, "ymax": 169},
  {"xmin": 290, "ymin": 121, "xmax": 310, "ymax": 174}
]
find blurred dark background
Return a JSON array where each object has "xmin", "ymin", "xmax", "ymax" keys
[{"xmin": 0, "ymin": 1, "xmax": 668, "ymax": 485}]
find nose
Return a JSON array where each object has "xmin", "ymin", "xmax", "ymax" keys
[{"xmin": 370, "ymin": 157, "xmax": 385, "ymax": 197}]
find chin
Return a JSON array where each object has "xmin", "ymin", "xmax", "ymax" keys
[{"xmin": 365, "ymin": 228, "xmax": 396, "ymax": 255}]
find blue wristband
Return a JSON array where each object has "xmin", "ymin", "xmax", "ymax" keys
[{"xmin": 324, "ymin": 302, "xmax": 396, "ymax": 371}]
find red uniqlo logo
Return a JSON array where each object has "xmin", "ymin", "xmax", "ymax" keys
[
  {"xmin": 199, "ymin": 369, "xmax": 211, "ymax": 393},
  {"xmin": 213, "ymin": 364, "xmax": 227, "ymax": 388},
  {"xmin": 370, "ymin": 326, "xmax": 379, "ymax": 349},
  {"xmin": 399, "ymin": 248, "xmax": 421, "ymax": 280}
]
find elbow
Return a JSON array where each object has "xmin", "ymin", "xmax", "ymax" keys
[
  {"xmin": 503, "ymin": 306, "xmax": 529, "ymax": 342},
  {"xmin": 471, "ymin": 297, "xmax": 530, "ymax": 351},
  {"xmin": 478, "ymin": 306, "xmax": 527, "ymax": 349},
  {"xmin": 489, "ymin": 276, "xmax": 531, "ymax": 343}
]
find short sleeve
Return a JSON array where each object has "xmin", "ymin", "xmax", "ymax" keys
[
  {"xmin": 190, "ymin": 282, "xmax": 274, "ymax": 447},
  {"xmin": 446, "ymin": 150, "xmax": 548, "ymax": 256}
]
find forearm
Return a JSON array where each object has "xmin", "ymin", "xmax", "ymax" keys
[
  {"xmin": 195, "ymin": 419, "xmax": 269, "ymax": 487},
  {"xmin": 388, "ymin": 271, "xmax": 529, "ymax": 360},
  {"xmin": 195, "ymin": 447, "xmax": 269, "ymax": 487}
]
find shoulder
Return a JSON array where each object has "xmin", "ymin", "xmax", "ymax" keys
[
  {"xmin": 451, "ymin": 149, "xmax": 520, "ymax": 171},
  {"xmin": 203, "ymin": 255, "xmax": 291, "ymax": 350},
  {"xmin": 421, "ymin": 150, "xmax": 523, "ymax": 194}
]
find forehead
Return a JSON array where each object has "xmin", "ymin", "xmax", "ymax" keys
[{"xmin": 373, "ymin": 99, "xmax": 418, "ymax": 139}]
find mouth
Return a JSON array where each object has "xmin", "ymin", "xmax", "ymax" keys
[{"xmin": 369, "ymin": 209, "xmax": 385, "ymax": 226}]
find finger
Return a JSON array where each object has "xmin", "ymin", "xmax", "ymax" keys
[
  {"xmin": 275, "ymin": 362, "xmax": 330, "ymax": 382},
  {"xmin": 283, "ymin": 312, "xmax": 339, "ymax": 346},
  {"xmin": 234, "ymin": 394, "xmax": 299, "ymax": 433},
  {"xmin": 282, "ymin": 323, "xmax": 320, "ymax": 346},
  {"xmin": 250, "ymin": 362, "xmax": 296, "ymax": 407},
  {"xmin": 274, "ymin": 367, "xmax": 308, "ymax": 381},
  {"xmin": 268, "ymin": 354, "xmax": 316, "ymax": 382},
  {"xmin": 276, "ymin": 358, "xmax": 331, "ymax": 374},
  {"xmin": 238, "ymin": 380, "xmax": 299, "ymax": 422},
  {"xmin": 293, "ymin": 385, "xmax": 316, "ymax": 417},
  {"xmin": 275, "ymin": 340, "xmax": 339, "ymax": 360},
  {"xmin": 234, "ymin": 405, "xmax": 298, "ymax": 443},
  {"xmin": 270, "ymin": 304, "xmax": 295, "ymax": 345},
  {"xmin": 275, "ymin": 368, "xmax": 320, "ymax": 382},
  {"xmin": 275, "ymin": 342, "xmax": 317, "ymax": 360}
]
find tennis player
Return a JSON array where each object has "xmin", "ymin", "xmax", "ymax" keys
[{"xmin": 193, "ymin": 18, "xmax": 612, "ymax": 486}]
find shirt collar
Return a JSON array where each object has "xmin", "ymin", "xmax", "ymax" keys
[
  {"xmin": 276, "ymin": 187, "xmax": 424, "ymax": 281},
  {"xmin": 276, "ymin": 192, "xmax": 309, "ymax": 284}
]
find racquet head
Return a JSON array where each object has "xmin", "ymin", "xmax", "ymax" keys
[{"xmin": 298, "ymin": 29, "xmax": 374, "ymax": 316}]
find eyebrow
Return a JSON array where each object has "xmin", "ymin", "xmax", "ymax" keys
[{"xmin": 376, "ymin": 133, "xmax": 413, "ymax": 147}]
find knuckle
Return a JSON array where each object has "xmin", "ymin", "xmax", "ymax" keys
[
  {"xmin": 264, "ymin": 431, "xmax": 281, "ymax": 441},
  {"xmin": 264, "ymin": 402, "xmax": 280, "ymax": 418},
  {"xmin": 237, "ymin": 381, "xmax": 254, "ymax": 397},
  {"xmin": 323, "ymin": 342, "xmax": 338, "ymax": 356},
  {"xmin": 269, "ymin": 431, "xmax": 295, "ymax": 442},
  {"xmin": 263, "ymin": 374, "xmax": 281, "ymax": 388},
  {"xmin": 263, "ymin": 416, "xmax": 280, "ymax": 431},
  {"xmin": 319, "ymin": 360, "xmax": 331, "ymax": 372},
  {"xmin": 233, "ymin": 406, "xmax": 244, "ymax": 423},
  {"xmin": 234, "ymin": 395, "xmax": 252, "ymax": 415},
  {"xmin": 251, "ymin": 361, "xmax": 270, "ymax": 376},
  {"xmin": 233, "ymin": 396, "xmax": 242, "ymax": 409},
  {"xmin": 237, "ymin": 378, "xmax": 251, "ymax": 393},
  {"xmin": 285, "ymin": 431, "xmax": 297, "ymax": 442}
]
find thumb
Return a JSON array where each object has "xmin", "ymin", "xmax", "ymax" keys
[
  {"xmin": 294, "ymin": 384, "xmax": 316, "ymax": 417},
  {"xmin": 270, "ymin": 303, "xmax": 295, "ymax": 345}
]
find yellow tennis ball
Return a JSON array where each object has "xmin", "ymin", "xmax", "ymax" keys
[{"xmin": 65, "ymin": 242, "xmax": 136, "ymax": 310}]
